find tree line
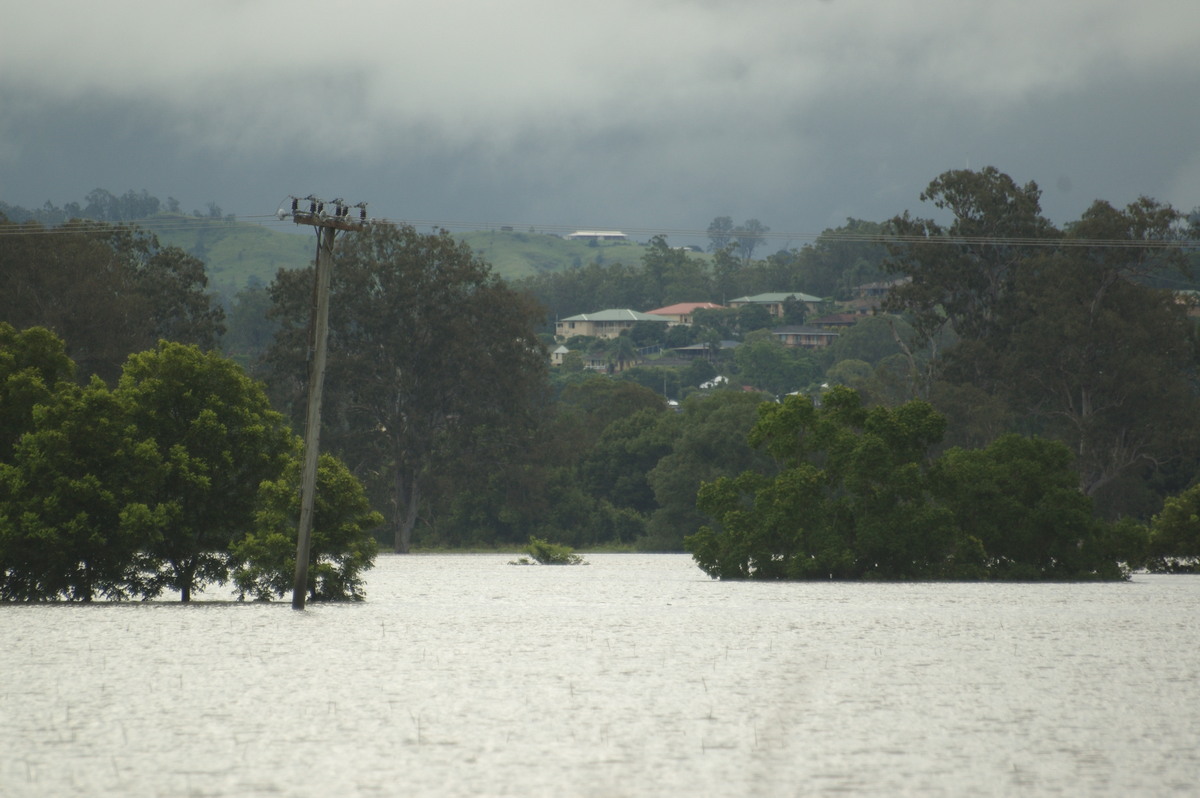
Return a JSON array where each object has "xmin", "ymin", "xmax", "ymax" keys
[
  {"xmin": 0, "ymin": 326, "xmax": 378, "ymax": 601},
  {"xmin": 3, "ymin": 166, "xmax": 1200, "ymax": 591}
]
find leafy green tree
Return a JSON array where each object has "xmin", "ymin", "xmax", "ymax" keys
[
  {"xmin": 264, "ymin": 224, "xmax": 548, "ymax": 553},
  {"xmin": 118, "ymin": 342, "xmax": 294, "ymax": 600},
  {"xmin": 687, "ymin": 386, "xmax": 1125, "ymax": 581},
  {"xmin": 823, "ymin": 315, "xmax": 908, "ymax": 367},
  {"xmin": 578, "ymin": 407, "xmax": 677, "ymax": 515},
  {"xmin": 640, "ymin": 235, "xmax": 712, "ymax": 308},
  {"xmin": 221, "ymin": 278, "xmax": 278, "ymax": 370},
  {"xmin": 732, "ymin": 335, "xmax": 819, "ymax": 396},
  {"xmin": 802, "ymin": 219, "xmax": 890, "ymax": 298},
  {"xmin": 1002, "ymin": 200, "xmax": 1199, "ymax": 497},
  {"xmin": 736, "ymin": 303, "xmax": 773, "ymax": 333},
  {"xmin": 0, "ymin": 377, "xmax": 165, "ymax": 601},
  {"xmin": 688, "ymin": 387, "xmax": 956, "ymax": 579},
  {"xmin": 824, "ymin": 359, "xmax": 873, "ymax": 392},
  {"xmin": 1147, "ymin": 483, "xmax": 1200, "ymax": 570},
  {"xmin": 883, "ymin": 167, "xmax": 1055, "ymax": 390},
  {"xmin": 644, "ymin": 391, "xmax": 774, "ymax": 549},
  {"xmin": 882, "ymin": 169, "xmax": 1200, "ymax": 514},
  {"xmin": 231, "ymin": 452, "xmax": 381, "ymax": 601},
  {"xmin": 0, "ymin": 324, "xmax": 75, "ymax": 461},
  {"xmin": 931, "ymin": 434, "xmax": 1117, "ymax": 579}
]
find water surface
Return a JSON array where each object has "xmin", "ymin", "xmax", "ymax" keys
[{"xmin": 2, "ymin": 554, "xmax": 1197, "ymax": 796}]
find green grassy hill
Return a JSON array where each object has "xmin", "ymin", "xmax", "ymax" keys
[
  {"xmin": 457, "ymin": 230, "xmax": 650, "ymax": 280},
  {"xmin": 143, "ymin": 214, "xmax": 315, "ymax": 297}
]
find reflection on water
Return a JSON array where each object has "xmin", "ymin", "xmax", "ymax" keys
[{"xmin": 2, "ymin": 554, "xmax": 1198, "ymax": 797}]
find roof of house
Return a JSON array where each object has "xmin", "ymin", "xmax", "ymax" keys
[
  {"xmin": 645, "ymin": 302, "xmax": 725, "ymax": 316},
  {"xmin": 729, "ymin": 291, "xmax": 822, "ymax": 304},
  {"xmin": 559, "ymin": 309, "xmax": 669, "ymax": 323},
  {"xmin": 565, "ymin": 230, "xmax": 627, "ymax": 238},
  {"xmin": 771, "ymin": 325, "xmax": 840, "ymax": 336}
]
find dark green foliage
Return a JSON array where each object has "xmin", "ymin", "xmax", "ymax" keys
[
  {"xmin": 883, "ymin": 168, "xmax": 1200, "ymax": 513},
  {"xmin": 0, "ymin": 218, "xmax": 224, "ymax": 384},
  {"xmin": 522, "ymin": 536, "xmax": 585, "ymax": 565},
  {"xmin": 0, "ymin": 330, "xmax": 378, "ymax": 602},
  {"xmin": 0, "ymin": 377, "xmax": 164, "ymax": 601},
  {"xmin": 732, "ymin": 335, "xmax": 820, "ymax": 395},
  {"xmin": 232, "ymin": 453, "xmax": 381, "ymax": 601},
  {"xmin": 0, "ymin": 324, "xmax": 75, "ymax": 461},
  {"xmin": 263, "ymin": 224, "xmax": 549, "ymax": 553},
  {"xmin": 117, "ymin": 342, "xmax": 295, "ymax": 601},
  {"xmin": 1147, "ymin": 484, "xmax": 1200, "ymax": 572},
  {"xmin": 687, "ymin": 387, "xmax": 1126, "ymax": 581}
]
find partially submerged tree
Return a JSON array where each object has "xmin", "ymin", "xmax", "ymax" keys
[
  {"xmin": 117, "ymin": 341, "xmax": 295, "ymax": 600},
  {"xmin": 232, "ymin": 452, "xmax": 381, "ymax": 601},
  {"xmin": 686, "ymin": 387, "xmax": 1124, "ymax": 581}
]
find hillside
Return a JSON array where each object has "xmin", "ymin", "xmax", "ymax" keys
[
  {"xmin": 142, "ymin": 214, "xmax": 315, "ymax": 296},
  {"xmin": 456, "ymin": 230, "xmax": 651, "ymax": 280},
  {"xmin": 151, "ymin": 219, "xmax": 663, "ymax": 291},
  {"xmin": 2, "ymin": 199, "xmax": 676, "ymax": 293}
]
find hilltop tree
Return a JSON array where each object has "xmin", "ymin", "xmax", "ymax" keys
[
  {"xmin": 707, "ymin": 216, "xmax": 735, "ymax": 252},
  {"xmin": 733, "ymin": 219, "xmax": 770, "ymax": 262}
]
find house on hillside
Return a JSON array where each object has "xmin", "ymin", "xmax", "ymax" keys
[
  {"xmin": 771, "ymin": 325, "xmax": 839, "ymax": 350},
  {"xmin": 644, "ymin": 302, "xmax": 724, "ymax": 325},
  {"xmin": 565, "ymin": 230, "xmax": 628, "ymax": 242},
  {"xmin": 555, "ymin": 309, "xmax": 670, "ymax": 340},
  {"xmin": 728, "ymin": 292, "xmax": 822, "ymax": 317},
  {"xmin": 670, "ymin": 340, "xmax": 741, "ymax": 360}
]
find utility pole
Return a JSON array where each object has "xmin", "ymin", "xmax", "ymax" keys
[{"xmin": 286, "ymin": 196, "xmax": 368, "ymax": 609}]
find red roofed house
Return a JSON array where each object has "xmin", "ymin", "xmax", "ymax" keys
[{"xmin": 644, "ymin": 302, "xmax": 724, "ymax": 325}]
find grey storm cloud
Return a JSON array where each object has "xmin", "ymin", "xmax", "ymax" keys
[{"xmin": 1, "ymin": 0, "xmax": 1198, "ymax": 241}]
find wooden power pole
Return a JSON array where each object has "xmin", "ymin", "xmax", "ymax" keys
[{"xmin": 287, "ymin": 197, "xmax": 368, "ymax": 609}]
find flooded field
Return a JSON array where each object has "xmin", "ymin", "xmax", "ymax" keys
[{"xmin": 2, "ymin": 553, "xmax": 1197, "ymax": 797}]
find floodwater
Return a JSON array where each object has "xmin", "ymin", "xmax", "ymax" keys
[{"xmin": 2, "ymin": 554, "xmax": 1198, "ymax": 797}]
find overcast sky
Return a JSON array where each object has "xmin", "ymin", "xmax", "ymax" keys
[{"xmin": 2, "ymin": 0, "xmax": 1198, "ymax": 246}]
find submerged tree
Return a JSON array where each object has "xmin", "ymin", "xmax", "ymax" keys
[
  {"xmin": 686, "ymin": 386, "xmax": 1124, "ymax": 581},
  {"xmin": 117, "ymin": 342, "xmax": 295, "ymax": 600},
  {"xmin": 0, "ymin": 377, "xmax": 164, "ymax": 601},
  {"xmin": 231, "ymin": 452, "xmax": 381, "ymax": 601}
]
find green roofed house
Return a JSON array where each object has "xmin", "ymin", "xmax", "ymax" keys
[
  {"xmin": 728, "ymin": 292, "xmax": 822, "ymax": 317},
  {"xmin": 555, "ymin": 309, "xmax": 670, "ymax": 340}
]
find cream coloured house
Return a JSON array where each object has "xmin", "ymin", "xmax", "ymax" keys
[{"xmin": 555, "ymin": 309, "xmax": 670, "ymax": 340}]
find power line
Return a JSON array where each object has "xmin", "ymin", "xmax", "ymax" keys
[{"xmin": 1, "ymin": 211, "xmax": 1196, "ymax": 251}]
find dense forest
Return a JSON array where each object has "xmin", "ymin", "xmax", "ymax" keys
[{"xmin": 3, "ymin": 168, "xmax": 1200, "ymax": 597}]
